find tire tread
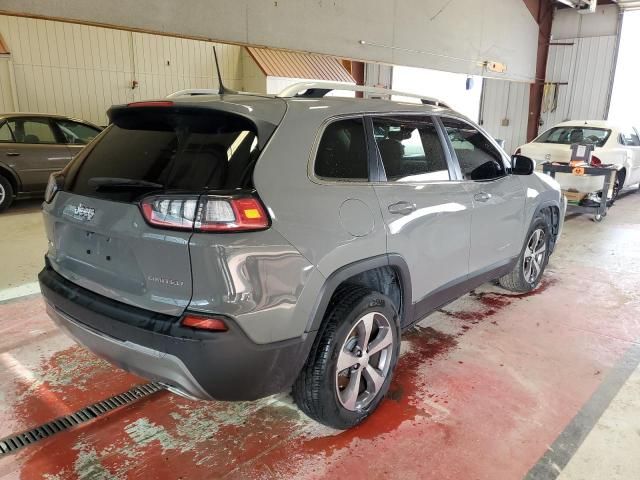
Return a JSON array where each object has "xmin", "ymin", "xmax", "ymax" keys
[{"xmin": 292, "ymin": 284, "xmax": 372, "ymax": 426}]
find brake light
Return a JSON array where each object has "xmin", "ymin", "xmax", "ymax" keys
[
  {"xmin": 140, "ymin": 195, "xmax": 198, "ymax": 229},
  {"xmin": 181, "ymin": 315, "xmax": 228, "ymax": 332},
  {"xmin": 127, "ymin": 101, "xmax": 174, "ymax": 108},
  {"xmin": 140, "ymin": 194, "xmax": 269, "ymax": 232},
  {"xmin": 590, "ymin": 155, "xmax": 602, "ymax": 166},
  {"xmin": 196, "ymin": 196, "xmax": 269, "ymax": 232}
]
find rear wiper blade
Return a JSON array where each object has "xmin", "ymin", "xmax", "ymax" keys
[{"xmin": 88, "ymin": 177, "xmax": 164, "ymax": 189}]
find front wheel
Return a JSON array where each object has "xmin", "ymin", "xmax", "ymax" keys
[
  {"xmin": 292, "ymin": 285, "xmax": 400, "ymax": 429},
  {"xmin": 0, "ymin": 175, "xmax": 14, "ymax": 213},
  {"xmin": 498, "ymin": 214, "xmax": 551, "ymax": 293}
]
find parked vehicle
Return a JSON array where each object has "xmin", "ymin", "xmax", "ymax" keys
[
  {"xmin": 39, "ymin": 83, "xmax": 565, "ymax": 429},
  {"xmin": 0, "ymin": 113, "xmax": 102, "ymax": 211},
  {"xmin": 516, "ymin": 120, "xmax": 640, "ymax": 202}
]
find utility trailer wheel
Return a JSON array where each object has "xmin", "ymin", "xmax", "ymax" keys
[{"xmin": 594, "ymin": 213, "xmax": 604, "ymax": 222}]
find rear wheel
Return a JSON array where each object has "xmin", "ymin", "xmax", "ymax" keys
[
  {"xmin": 498, "ymin": 214, "xmax": 551, "ymax": 293},
  {"xmin": 292, "ymin": 285, "xmax": 400, "ymax": 429},
  {"xmin": 0, "ymin": 175, "xmax": 14, "ymax": 212}
]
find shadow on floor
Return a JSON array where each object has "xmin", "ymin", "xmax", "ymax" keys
[{"xmin": 3, "ymin": 199, "xmax": 44, "ymax": 216}]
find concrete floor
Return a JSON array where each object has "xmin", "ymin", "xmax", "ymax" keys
[{"xmin": 0, "ymin": 190, "xmax": 639, "ymax": 480}]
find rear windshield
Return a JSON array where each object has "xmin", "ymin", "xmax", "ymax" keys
[
  {"xmin": 67, "ymin": 108, "xmax": 260, "ymax": 200},
  {"xmin": 535, "ymin": 126, "xmax": 611, "ymax": 148}
]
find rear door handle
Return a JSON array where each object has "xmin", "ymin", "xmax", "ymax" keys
[
  {"xmin": 6, "ymin": 152, "xmax": 20, "ymax": 157},
  {"xmin": 474, "ymin": 192, "xmax": 492, "ymax": 202},
  {"xmin": 388, "ymin": 201, "xmax": 416, "ymax": 215}
]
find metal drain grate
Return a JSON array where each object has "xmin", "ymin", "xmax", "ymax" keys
[{"xmin": 0, "ymin": 382, "xmax": 163, "ymax": 457}]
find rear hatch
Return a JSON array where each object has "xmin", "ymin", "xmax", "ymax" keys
[{"xmin": 43, "ymin": 101, "xmax": 281, "ymax": 316}]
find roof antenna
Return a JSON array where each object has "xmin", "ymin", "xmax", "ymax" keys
[{"xmin": 213, "ymin": 46, "xmax": 237, "ymax": 95}]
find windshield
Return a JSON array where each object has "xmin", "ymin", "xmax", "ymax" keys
[
  {"xmin": 535, "ymin": 126, "xmax": 611, "ymax": 148},
  {"xmin": 66, "ymin": 109, "xmax": 260, "ymax": 201}
]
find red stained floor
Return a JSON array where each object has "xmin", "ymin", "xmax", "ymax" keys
[{"xmin": 1, "ymin": 194, "xmax": 640, "ymax": 479}]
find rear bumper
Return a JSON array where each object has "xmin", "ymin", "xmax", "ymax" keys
[
  {"xmin": 46, "ymin": 303, "xmax": 211, "ymax": 399},
  {"xmin": 39, "ymin": 264, "xmax": 315, "ymax": 401}
]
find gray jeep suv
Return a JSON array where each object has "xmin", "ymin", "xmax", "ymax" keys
[{"xmin": 39, "ymin": 83, "xmax": 565, "ymax": 429}]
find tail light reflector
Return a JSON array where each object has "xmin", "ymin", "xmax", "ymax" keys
[
  {"xmin": 590, "ymin": 155, "xmax": 602, "ymax": 166},
  {"xmin": 140, "ymin": 194, "xmax": 269, "ymax": 232},
  {"xmin": 181, "ymin": 315, "xmax": 228, "ymax": 332}
]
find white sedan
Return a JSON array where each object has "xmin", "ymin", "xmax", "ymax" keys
[{"xmin": 516, "ymin": 120, "xmax": 640, "ymax": 200}]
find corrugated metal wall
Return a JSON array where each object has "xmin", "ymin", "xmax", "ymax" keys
[
  {"xmin": 480, "ymin": 5, "xmax": 619, "ymax": 153},
  {"xmin": 479, "ymin": 79, "xmax": 530, "ymax": 155},
  {"xmin": 0, "ymin": 58, "xmax": 16, "ymax": 111},
  {"xmin": 0, "ymin": 15, "xmax": 242, "ymax": 125},
  {"xmin": 541, "ymin": 35, "xmax": 617, "ymax": 130}
]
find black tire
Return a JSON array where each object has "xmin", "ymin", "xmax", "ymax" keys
[
  {"xmin": 292, "ymin": 285, "xmax": 401, "ymax": 429},
  {"xmin": 498, "ymin": 213, "xmax": 551, "ymax": 293},
  {"xmin": 0, "ymin": 175, "xmax": 14, "ymax": 212},
  {"xmin": 609, "ymin": 169, "xmax": 625, "ymax": 205}
]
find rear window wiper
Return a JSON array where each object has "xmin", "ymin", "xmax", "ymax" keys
[{"xmin": 88, "ymin": 177, "xmax": 164, "ymax": 190}]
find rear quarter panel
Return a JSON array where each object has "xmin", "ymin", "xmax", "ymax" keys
[{"xmin": 251, "ymin": 101, "xmax": 388, "ymax": 337}]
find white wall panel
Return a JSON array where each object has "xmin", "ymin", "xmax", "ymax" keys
[
  {"xmin": 480, "ymin": 79, "xmax": 530, "ymax": 155},
  {"xmin": 0, "ymin": 0, "xmax": 539, "ymax": 82},
  {"xmin": 0, "ymin": 58, "xmax": 15, "ymax": 111},
  {"xmin": 552, "ymin": 4, "xmax": 619, "ymax": 40},
  {"xmin": 0, "ymin": 14, "xmax": 242, "ymax": 125},
  {"xmin": 541, "ymin": 35, "xmax": 617, "ymax": 132}
]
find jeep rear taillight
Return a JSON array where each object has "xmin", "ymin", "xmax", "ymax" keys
[
  {"xmin": 195, "ymin": 196, "xmax": 268, "ymax": 232},
  {"xmin": 140, "ymin": 194, "xmax": 269, "ymax": 232}
]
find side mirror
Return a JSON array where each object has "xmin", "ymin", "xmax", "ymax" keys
[
  {"xmin": 511, "ymin": 154, "xmax": 535, "ymax": 175},
  {"xmin": 495, "ymin": 139, "xmax": 506, "ymax": 149}
]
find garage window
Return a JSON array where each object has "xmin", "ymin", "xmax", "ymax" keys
[{"xmin": 315, "ymin": 118, "xmax": 368, "ymax": 181}]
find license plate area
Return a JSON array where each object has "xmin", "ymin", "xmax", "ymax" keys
[
  {"xmin": 53, "ymin": 223, "xmax": 145, "ymax": 293},
  {"xmin": 58, "ymin": 225, "xmax": 122, "ymax": 266}
]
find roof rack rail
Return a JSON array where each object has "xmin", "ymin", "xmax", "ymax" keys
[
  {"xmin": 276, "ymin": 81, "xmax": 451, "ymax": 109},
  {"xmin": 166, "ymin": 89, "xmax": 221, "ymax": 98}
]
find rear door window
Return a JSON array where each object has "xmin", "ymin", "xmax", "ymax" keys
[
  {"xmin": 441, "ymin": 117, "xmax": 506, "ymax": 181},
  {"xmin": 67, "ymin": 109, "xmax": 260, "ymax": 201},
  {"xmin": 314, "ymin": 118, "xmax": 369, "ymax": 181},
  {"xmin": 55, "ymin": 119, "xmax": 101, "ymax": 145},
  {"xmin": 620, "ymin": 127, "xmax": 640, "ymax": 147},
  {"xmin": 372, "ymin": 115, "xmax": 450, "ymax": 182}
]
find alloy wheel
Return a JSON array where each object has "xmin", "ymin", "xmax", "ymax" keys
[
  {"xmin": 0, "ymin": 183, "xmax": 5, "ymax": 206},
  {"xmin": 335, "ymin": 312, "xmax": 394, "ymax": 411},
  {"xmin": 523, "ymin": 228, "xmax": 546, "ymax": 284}
]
